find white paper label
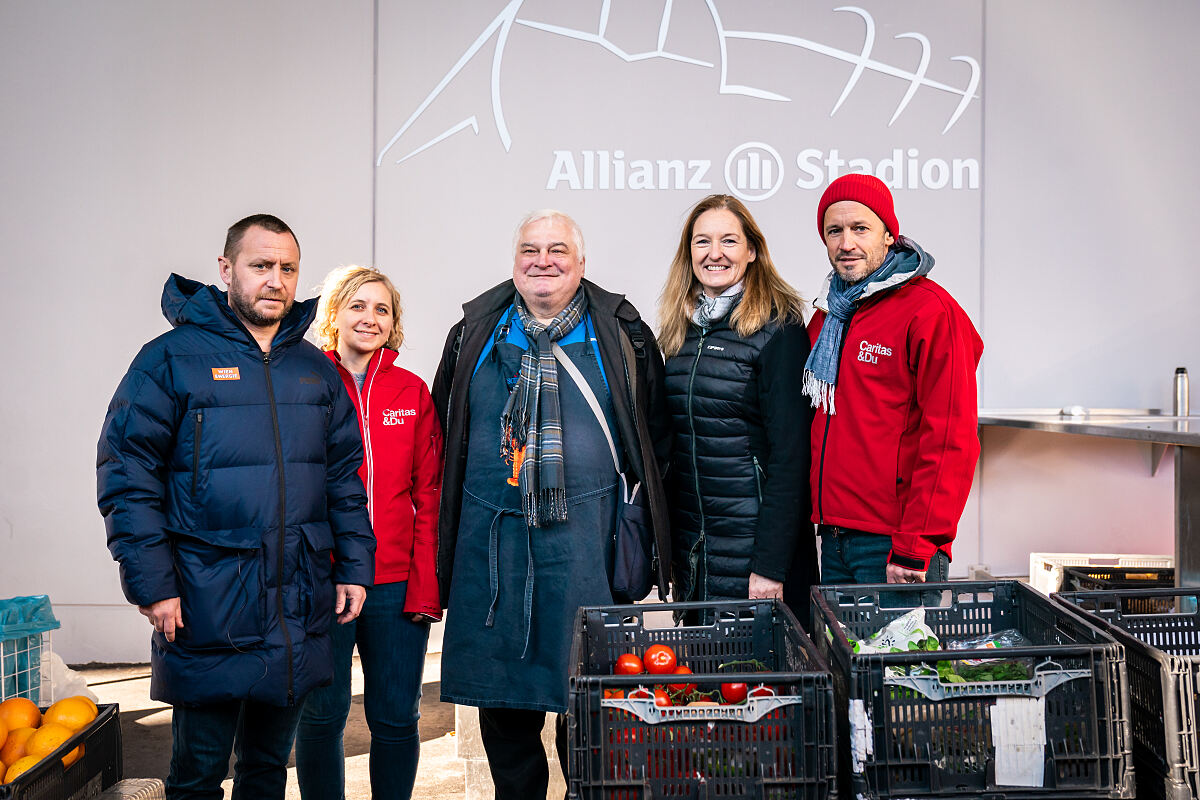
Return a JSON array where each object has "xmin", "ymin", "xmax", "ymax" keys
[
  {"xmin": 990, "ymin": 696, "xmax": 1046, "ymax": 787},
  {"xmin": 849, "ymin": 698, "xmax": 874, "ymax": 773}
]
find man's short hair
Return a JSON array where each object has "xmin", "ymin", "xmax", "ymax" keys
[
  {"xmin": 224, "ymin": 214, "xmax": 301, "ymax": 261},
  {"xmin": 512, "ymin": 209, "xmax": 585, "ymax": 261}
]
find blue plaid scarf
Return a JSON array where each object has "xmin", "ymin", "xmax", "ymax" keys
[
  {"xmin": 500, "ymin": 287, "xmax": 588, "ymax": 526},
  {"xmin": 803, "ymin": 236, "xmax": 934, "ymax": 414}
]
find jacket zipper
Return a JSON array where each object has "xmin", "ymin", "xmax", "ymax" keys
[
  {"xmin": 447, "ymin": 327, "xmax": 464, "ymax": 450},
  {"xmin": 349, "ymin": 358, "xmax": 377, "ymax": 528},
  {"xmin": 816, "ymin": 319, "xmax": 852, "ymax": 525},
  {"xmin": 687, "ymin": 330, "xmax": 708, "ymax": 546},
  {"xmin": 752, "ymin": 455, "xmax": 764, "ymax": 504},
  {"xmin": 262, "ymin": 352, "xmax": 295, "ymax": 706},
  {"xmin": 192, "ymin": 410, "xmax": 203, "ymax": 494}
]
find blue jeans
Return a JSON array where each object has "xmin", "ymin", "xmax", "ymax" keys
[
  {"xmin": 295, "ymin": 580, "xmax": 430, "ymax": 800},
  {"xmin": 167, "ymin": 699, "xmax": 302, "ymax": 800},
  {"xmin": 820, "ymin": 526, "xmax": 950, "ymax": 605}
]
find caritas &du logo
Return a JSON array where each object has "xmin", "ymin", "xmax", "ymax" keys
[{"xmin": 382, "ymin": 408, "xmax": 417, "ymax": 426}]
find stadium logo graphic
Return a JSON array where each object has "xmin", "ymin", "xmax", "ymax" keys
[
  {"xmin": 376, "ymin": 2, "xmax": 981, "ymax": 199},
  {"xmin": 724, "ymin": 143, "xmax": 785, "ymax": 202}
]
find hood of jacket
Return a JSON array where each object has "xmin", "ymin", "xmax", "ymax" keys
[{"xmin": 161, "ymin": 273, "xmax": 319, "ymax": 349}]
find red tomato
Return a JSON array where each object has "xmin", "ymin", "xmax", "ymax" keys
[
  {"xmin": 667, "ymin": 666, "xmax": 696, "ymax": 694},
  {"xmin": 627, "ymin": 687, "xmax": 652, "ymax": 700},
  {"xmin": 748, "ymin": 684, "xmax": 776, "ymax": 698},
  {"xmin": 603, "ymin": 688, "xmax": 625, "ymax": 699},
  {"xmin": 653, "ymin": 687, "xmax": 672, "ymax": 707},
  {"xmin": 614, "ymin": 653, "xmax": 645, "ymax": 675},
  {"xmin": 720, "ymin": 682, "xmax": 748, "ymax": 704},
  {"xmin": 644, "ymin": 644, "xmax": 678, "ymax": 675}
]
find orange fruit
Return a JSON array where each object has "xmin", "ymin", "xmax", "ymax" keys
[
  {"xmin": 68, "ymin": 696, "xmax": 98, "ymax": 717},
  {"xmin": 0, "ymin": 718, "xmax": 6, "ymax": 751},
  {"xmin": 27, "ymin": 722, "xmax": 79, "ymax": 766},
  {"xmin": 4, "ymin": 754, "xmax": 41, "ymax": 784},
  {"xmin": 42, "ymin": 698, "xmax": 96, "ymax": 733},
  {"xmin": 1, "ymin": 727, "xmax": 36, "ymax": 767},
  {"xmin": 62, "ymin": 742, "xmax": 83, "ymax": 768},
  {"xmin": 0, "ymin": 698, "xmax": 40, "ymax": 731}
]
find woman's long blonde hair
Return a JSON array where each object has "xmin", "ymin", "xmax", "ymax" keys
[
  {"xmin": 314, "ymin": 265, "xmax": 405, "ymax": 351},
  {"xmin": 657, "ymin": 195, "xmax": 806, "ymax": 357}
]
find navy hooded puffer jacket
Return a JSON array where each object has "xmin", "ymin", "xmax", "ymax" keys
[{"xmin": 97, "ymin": 274, "xmax": 375, "ymax": 707}]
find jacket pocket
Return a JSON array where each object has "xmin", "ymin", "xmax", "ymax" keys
[
  {"xmin": 299, "ymin": 522, "xmax": 335, "ymax": 635},
  {"xmin": 191, "ymin": 410, "xmax": 204, "ymax": 495},
  {"xmin": 168, "ymin": 527, "xmax": 265, "ymax": 651}
]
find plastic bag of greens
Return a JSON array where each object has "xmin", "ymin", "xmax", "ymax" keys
[
  {"xmin": 940, "ymin": 628, "xmax": 1033, "ymax": 682},
  {"xmin": 859, "ymin": 608, "xmax": 940, "ymax": 653},
  {"xmin": 838, "ymin": 608, "xmax": 941, "ymax": 677},
  {"xmin": 946, "ymin": 628, "xmax": 1031, "ymax": 652}
]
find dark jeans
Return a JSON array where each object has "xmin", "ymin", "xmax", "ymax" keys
[
  {"xmin": 167, "ymin": 699, "xmax": 303, "ymax": 800},
  {"xmin": 819, "ymin": 525, "xmax": 950, "ymax": 606},
  {"xmin": 295, "ymin": 581, "xmax": 429, "ymax": 800},
  {"xmin": 478, "ymin": 707, "xmax": 567, "ymax": 800}
]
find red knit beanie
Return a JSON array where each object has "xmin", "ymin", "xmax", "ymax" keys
[{"xmin": 816, "ymin": 173, "xmax": 899, "ymax": 240}]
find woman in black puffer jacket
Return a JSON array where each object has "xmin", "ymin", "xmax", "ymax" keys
[{"xmin": 658, "ymin": 195, "xmax": 820, "ymax": 624}]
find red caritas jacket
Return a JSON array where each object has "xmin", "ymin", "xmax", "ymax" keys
[
  {"xmin": 328, "ymin": 348, "xmax": 444, "ymax": 617},
  {"xmin": 808, "ymin": 275, "xmax": 983, "ymax": 571}
]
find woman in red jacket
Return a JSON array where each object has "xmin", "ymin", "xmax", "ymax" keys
[{"xmin": 296, "ymin": 265, "xmax": 443, "ymax": 800}]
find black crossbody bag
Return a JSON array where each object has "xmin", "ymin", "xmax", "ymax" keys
[{"xmin": 552, "ymin": 342, "xmax": 654, "ymax": 604}]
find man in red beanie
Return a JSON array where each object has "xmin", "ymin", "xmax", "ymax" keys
[{"xmin": 803, "ymin": 173, "xmax": 983, "ymax": 592}]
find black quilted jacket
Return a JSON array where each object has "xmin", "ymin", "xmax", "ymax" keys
[{"xmin": 665, "ymin": 315, "xmax": 818, "ymax": 611}]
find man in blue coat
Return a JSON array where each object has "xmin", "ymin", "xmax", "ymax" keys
[{"xmin": 97, "ymin": 214, "xmax": 375, "ymax": 799}]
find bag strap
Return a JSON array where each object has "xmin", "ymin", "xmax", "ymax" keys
[{"xmin": 552, "ymin": 343, "xmax": 637, "ymax": 502}]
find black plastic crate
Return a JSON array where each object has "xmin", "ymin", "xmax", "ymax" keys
[
  {"xmin": 1055, "ymin": 587, "xmax": 1200, "ymax": 800},
  {"xmin": 811, "ymin": 581, "xmax": 1134, "ymax": 800},
  {"xmin": 1062, "ymin": 568, "xmax": 1176, "ymax": 613},
  {"xmin": 567, "ymin": 599, "xmax": 836, "ymax": 799},
  {"xmin": 0, "ymin": 703, "xmax": 122, "ymax": 800}
]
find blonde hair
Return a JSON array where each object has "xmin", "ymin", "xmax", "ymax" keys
[
  {"xmin": 314, "ymin": 265, "xmax": 405, "ymax": 351},
  {"xmin": 657, "ymin": 195, "xmax": 806, "ymax": 357}
]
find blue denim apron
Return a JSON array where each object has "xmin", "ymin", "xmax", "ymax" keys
[{"xmin": 441, "ymin": 313, "xmax": 619, "ymax": 713}]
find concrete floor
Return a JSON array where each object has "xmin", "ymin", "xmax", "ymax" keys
[{"xmin": 80, "ymin": 645, "xmax": 465, "ymax": 799}]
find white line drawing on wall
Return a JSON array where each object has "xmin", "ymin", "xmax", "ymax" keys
[{"xmin": 376, "ymin": 1, "xmax": 981, "ymax": 167}]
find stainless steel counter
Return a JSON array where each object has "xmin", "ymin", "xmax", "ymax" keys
[
  {"xmin": 979, "ymin": 409, "xmax": 1200, "ymax": 446},
  {"xmin": 978, "ymin": 408, "xmax": 1200, "ymax": 587}
]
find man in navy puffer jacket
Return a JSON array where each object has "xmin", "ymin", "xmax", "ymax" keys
[{"xmin": 97, "ymin": 214, "xmax": 375, "ymax": 800}]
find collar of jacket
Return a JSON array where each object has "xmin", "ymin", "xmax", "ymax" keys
[
  {"xmin": 161, "ymin": 272, "xmax": 319, "ymax": 350},
  {"xmin": 327, "ymin": 346, "xmax": 398, "ymax": 376},
  {"xmin": 460, "ymin": 277, "xmax": 639, "ymax": 325}
]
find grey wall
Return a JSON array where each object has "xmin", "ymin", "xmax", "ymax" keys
[
  {"xmin": 0, "ymin": 0, "xmax": 1195, "ymax": 662},
  {"xmin": 981, "ymin": 0, "xmax": 1200, "ymax": 410},
  {"xmin": 0, "ymin": 1, "xmax": 376, "ymax": 662}
]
